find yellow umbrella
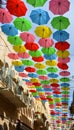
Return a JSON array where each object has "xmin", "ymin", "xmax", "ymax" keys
[
  {"xmin": 13, "ymin": 45, "xmax": 26, "ymax": 53},
  {"xmin": 35, "ymin": 25, "xmax": 52, "ymax": 38},
  {"xmin": 34, "ymin": 63, "xmax": 46, "ymax": 69},
  {"xmin": 12, "ymin": 60, "xmax": 22, "ymax": 66},
  {"xmin": 61, "ymin": 87, "xmax": 70, "ymax": 90},
  {"xmin": 46, "ymin": 60, "xmax": 57, "ymax": 66},
  {"xmin": 56, "ymin": 50, "xmax": 70, "ymax": 58},
  {"xmin": 49, "ymin": 78, "xmax": 59, "ymax": 83},
  {"xmin": 30, "ymin": 78, "xmax": 40, "ymax": 83},
  {"xmin": 38, "ymin": 92, "xmax": 45, "ymax": 95}
]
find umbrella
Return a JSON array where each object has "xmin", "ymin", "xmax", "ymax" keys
[
  {"xmin": 28, "ymin": 73, "xmax": 38, "ymax": 78},
  {"xmin": 32, "ymin": 56, "xmax": 44, "ymax": 62},
  {"xmin": 53, "ymin": 30, "xmax": 69, "ymax": 41},
  {"xmin": 60, "ymin": 77, "xmax": 70, "ymax": 82},
  {"xmin": 30, "ymin": 78, "xmax": 40, "ymax": 83},
  {"xmin": 13, "ymin": 45, "xmax": 26, "ymax": 53},
  {"xmin": 51, "ymin": 83, "xmax": 60, "ymax": 87},
  {"xmin": 57, "ymin": 63, "xmax": 69, "ymax": 70},
  {"xmin": 13, "ymin": 17, "xmax": 32, "ymax": 31},
  {"xmin": 29, "ymin": 50, "xmax": 42, "ymax": 57},
  {"xmin": 6, "ymin": 0, "xmax": 27, "ymax": 17},
  {"xmin": 30, "ymin": 8, "xmax": 50, "ymax": 25},
  {"xmin": 48, "ymin": 73, "xmax": 58, "ymax": 78},
  {"xmin": 19, "ymin": 72, "xmax": 28, "ymax": 77},
  {"xmin": 1, "ymin": 24, "xmax": 18, "ymax": 36},
  {"xmin": 25, "ymin": 42, "xmax": 39, "ymax": 51},
  {"xmin": 8, "ymin": 36, "xmax": 23, "ymax": 46},
  {"xmin": 34, "ymin": 63, "xmax": 46, "ymax": 69},
  {"xmin": 55, "ymin": 41, "xmax": 70, "ymax": 50},
  {"xmin": 18, "ymin": 52, "xmax": 30, "ymax": 59},
  {"xmin": 22, "ymin": 59, "xmax": 34, "ymax": 66},
  {"xmin": 59, "ymin": 71, "xmax": 70, "ymax": 76},
  {"xmin": 47, "ymin": 67, "xmax": 58, "ymax": 73},
  {"xmin": 58, "ymin": 57, "xmax": 70, "ymax": 63},
  {"xmin": 35, "ymin": 25, "xmax": 52, "ymax": 38},
  {"xmin": 25, "ymin": 67, "xmax": 36, "ymax": 72},
  {"xmin": 61, "ymin": 87, "xmax": 70, "ymax": 91},
  {"xmin": 38, "ymin": 75, "xmax": 48, "ymax": 80},
  {"xmin": 14, "ymin": 65, "xmax": 24, "ymax": 72},
  {"xmin": 8, "ymin": 53, "xmax": 19, "ymax": 60},
  {"xmin": 36, "ymin": 69, "xmax": 47, "ymax": 75},
  {"xmin": 60, "ymin": 83, "xmax": 70, "ymax": 87},
  {"xmin": 49, "ymin": 0, "xmax": 70, "ymax": 15},
  {"xmin": 46, "ymin": 60, "xmax": 57, "ymax": 66},
  {"xmin": 26, "ymin": 0, "xmax": 47, "ymax": 7},
  {"xmin": 41, "ymin": 80, "xmax": 50, "ymax": 85},
  {"xmin": 0, "ymin": 8, "xmax": 13, "ymax": 23},
  {"xmin": 51, "ymin": 16, "xmax": 70, "ymax": 30},
  {"xmin": 44, "ymin": 54, "xmax": 56, "ymax": 60},
  {"xmin": 41, "ymin": 47, "xmax": 56, "ymax": 55},
  {"xmin": 12, "ymin": 60, "xmax": 22, "ymax": 66},
  {"xmin": 38, "ymin": 38, "xmax": 54, "ymax": 48},
  {"xmin": 33, "ymin": 82, "xmax": 41, "ymax": 86},
  {"xmin": 20, "ymin": 32, "xmax": 35, "ymax": 43},
  {"xmin": 49, "ymin": 78, "xmax": 59, "ymax": 83},
  {"xmin": 56, "ymin": 50, "xmax": 70, "ymax": 58}
]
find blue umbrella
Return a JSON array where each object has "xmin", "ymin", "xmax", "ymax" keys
[
  {"xmin": 28, "ymin": 73, "xmax": 38, "ymax": 78},
  {"xmin": 15, "ymin": 65, "xmax": 24, "ymax": 72},
  {"xmin": 60, "ymin": 83, "xmax": 70, "ymax": 87},
  {"xmin": 53, "ymin": 30, "xmax": 69, "ymax": 41},
  {"xmin": 54, "ymin": 94, "xmax": 61, "ymax": 98},
  {"xmin": 44, "ymin": 54, "xmax": 56, "ymax": 60},
  {"xmin": 44, "ymin": 88, "xmax": 52, "ymax": 91},
  {"xmin": 30, "ymin": 9, "xmax": 50, "ymax": 25},
  {"xmin": 22, "ymin": 79, "xmax": 30, "ymax": 82},
  {"xmin": 48, "ymin": 73, "xmax": 58, "ymax": 78},
  {"xmin": 1, "ymin": 24, "xmax": 18, "ymax": 36}
]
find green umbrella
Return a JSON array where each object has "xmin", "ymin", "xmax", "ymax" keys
[
  {"xmin": 61, "ymin": 91, "xmax": 70, "ymax": 94},
  {"xmin": 36, "ymin": 69, "xmax": 47, "ymax": 75},
  {"xmin": 29, "ymin": 50, "xmax": 42, "ymax": 57},
  {"xmin": 41, "ymin": 47, "xmax": 56, "ymax": 55},
  {"xmin": 51, "ymin": 16, "xmax": 70, "ymax": 30},
  {"xmin": 60, "ymin": 77, "xmax": 70, "ymax": 82},
  {"xmin": 22, "ymin": 60, "xmax": 34, "ymax": 66},
  {"xmin": 31, "ymin": 92, "xmax": 38, "ymax": 96},
  {"xmin": 26, "ymin": 0, "xmax": 47, "ymax": 7},
  {"xmin": 62, "ymin": 98, "xmax": 69, "ymax": 101},
  {"xmin": 41, "ymin": 80, "xmax": 50, "ymax": 85},
  {"xmin": 47, "ymin": 67, "xmax": 58, "ymax": 73},
  {"xmin": 13, "ymin": 17, "xmax": 32, "ymax": 31},
  {"xmin": 48, "ymin": 101, "xmax": 54, "ymax": 105},
  {"xmin": 8, "ymin": 36, "xmax": 23, "ymax": 46}
]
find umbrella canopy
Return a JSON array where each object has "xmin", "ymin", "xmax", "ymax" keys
[
  {"xmin": 44, "ymin": 54, "xmax": 56, "ymax": 60},
  {"xmin": 19, "ymin": 72, "xmax": 28, "ymax": 77},
  {"xmin": 28, "ymin": 73, "xmax": 38, "ymax": 78},
  {"xmin": 14, "ymin": 65, "xmax": 24, "ymax": 72},
  {"xmin": 57, "ymin": 63, "xmax": 69, "ymax": 70},
  {"xmin": 25, "ymin": 42, "xmax": 39, "ymax": 51},
  {"xmin": 59, "ymin": 71, "xmax": 70, "ymax": 76},
  {"xmin": 29, "ymin": 50, "xmax": 42, "ymax": 57},
  {"xmin": 41, "ymin": 80, "xmax": 50, "ymax": 85},
  {"xmin": 26, "ymin": 0, "xmax": 47, "ymax": 7},
  {"xmin": 1, "ymin": 24, "xmax": 18, "ymax": 36},
  {"xmin": 49, "ymin": 78, "xmax": 59, "ymax": 83},
  {"xmin": 12, "ymin": 60, "xmax": 22, "ymax": 66},
  {"xmin": 35, "ymin": 25, "xmax": 52, "ymax": 38},
  {"xmin": 32, "ymin": 56, "xmax": 44, "ymax": 62},
  {"xmin": 25, "ymin": 67, "xmax": 36, "ymax": 72},
  {"xmin": 48, "ymin": 73, "xmax": 58, "ymax": 78},
  {"xmin": 34, "ymin": 63, "xmax": 46, "ymax": 69},
  {"xmin": 56, "ymin": 50, "xmax": 70, "ymax": 58},
  {"xmin": 51, "ymin": 16, "xmax": 70, "ymax": 30},
  {"xmin": 20, "ymin": 32, "xmax": 35, "ymax": 43},
  {"xmin": 47, "ymin": 67, "xmax": 58, "ymax": 73},
  {"xmin": 46, "ymin": 60, "xmax": 57, "ymax": 66},
  {"xmin": 36, "ymin": 69, "xmax": 47, "ymax": 75},
  {"xmin": 0, "ymin": 8, "xmax": 13, "ymax": 23},
  {"xmin": 38, "ymin": 75, "xmax": 48, "ymax": 80},
  {"xmin": 18, "ymin": 52, "xmax": 30, "ymax": 58},
  {"xmin": 41, "ymin": 47, "xmax": 56, "ymax": 55},
  {"xmin": 8, "ymin": 36, "xmax": 23, "ymax": 46},
  {"xmin": 33, "ymin": 82, "xmax": 41, "ymax": 86},
  {"xmin": 30, "ymin": 78, "xmax": 40, "ymax": 83},
  {"xmin": 30, "ymin": 8, "xmax": 50, "ymax": 25},
  {"xmin": 6, "ymin": 0, "xmax": 27, "ymax": 17},
  {"xmin": 55, "ymin": 41, "xmax": 70, "ymax": 50},
  {"xmin": 53, "ymin": 30, "xmax": 69, "ymax": 42},
  {"xmin": 60, "ymin": 77, "xmax": 70, "ymax": 82},
  {"xmin": 13, "ymin": 17, "xmax": 32, "ymax": 31},
  {"xmin": 38, "ymin": 38, "xmax": 54, "ymax": 48},
  {"xmin": 51, "ymin": 83, "xmax": 60, "ymax": 87},
  {"xmin": 13, "ymin": 45, "xmax": 26, "ymax": 53},
  {"xmin": 49, "ymin": 0, "xmax": 70, "ymax": 15},
  {"xmin": 58, "ymin": 57, "xmax": 70, "ymax": 63},
  {"xmin": 22, "ymin": 59, "xmax": 34, "ymax": 66},
  {"xmin": 8, "ymin": 53, "xmax": 19, "ymax": 60},
  {"xmin": 60, "ymin": 83, "xmax": 70, "ymax": 87}
]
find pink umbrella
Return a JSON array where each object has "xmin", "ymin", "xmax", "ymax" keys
[
  {"xmin": 38, "ymin": 38, "xmax": 54, "ymax": 48},
  {"xmin": 8, "ymin": 53, "xmax": 19, "ymax": 60},
  {"xmin": 26, "ymin": 82, "xmax": 33, "ymax": 86},
  {"xmin": 59, "ymin": 71, "xmax": 70, "ymax": 76},
  {"xmin": 58, "ymin": 57, "xmax": 70, "ymax": 63},
  {"xmin": 20, "ymin": 32, "xmax": 35, "ymax": 43},
  {"xmin": 18, "ymin": 52, "xmax": 30, "ymax": 58},
  {"xmin": 0, "ymin": 8, "xmax": 13, "ymax": 24},
  {"xmin": 38, "ymin": 75, "xmax": 48, "ymax": 80},
  {"xmin": 43, "ymin": 85, "xmax": 51, "ymax": 88},
  {"xmin": 49, "ymin": 0, "xmax": 70, "ymax": 15},
  {"xmin": 19, "ymin": 72, "xmax": 28, "ymax": 77}
]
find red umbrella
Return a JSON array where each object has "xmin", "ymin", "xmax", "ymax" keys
[
  {"xmin": 56, "ymin": 103, "xmax": 62, "ymax": 106},
  {"xmin": 38, "ymin": 75, "xmax": 48, "ymax": 80},
  {"xmin": 6, "ymin": 0, "xmax": 27, "ymax": 17},
  {"xmin": 18, "ymin": 52, "xmax": 30, "ymax": 58},
  {"xmin": 53, "ymin": 90, "xmax": 61, "ymax": 94},
  {"xmin": 20, "ymin": 32, "xmax": 35, "ymax": 43},
  {"xmin": 8, "ymin": 53, "xmax": 19, "ymax": 60},
  {"xmin": 59, "ymin": 71, "xmax": 70, "ymax": 76},
  {"xmin": 33, "ymin": 82, "xmax": 41, "ymax": 86},
  {"xmin": 0, "ymin": 8, "xmax": 13, "ymax": 24},
  {"xmin": 58, "ymin": 57, "xmax": 70, "ymax": 63},
  {"xmin": 25, "ymin": 42, "xmax": 39, "ymax": 51},
  {"xmin": 38, "ymin": 38, "xmax": 54, "ymax": 48},
  {"xmin": 43, "ymin": 85, "xmax": 51, "ymax": 88},
  {"xmin": 52, "ymin": 87, "xmax": 60, "ymax": 91},
  {"xmin": 51, "ymin": 83, "xmax": 60, "ymax": 87},
  {"xmin": 50, "ymin": 110, "xmax": 56, "ymax": 115},
  {"xmin": 49, "ymin": 104, "xmax": 55, "ymax": 109},
  {"xmin": 40, "ymin": 96, "xmax": 47, "ymax": 100},
  {"xmin": 47, "ymin": 98, "xmax": 54, "ymax": 102},
  {"xmin": 30, "ymin": 89, "xmax": 37, "ymax": 93},
  {"xmin": 26, "ymin": 82, "xmax": 33, "ymax": 86},
  {"xmin": 57, "ymin": 63, "xmax": 69, "ymax": 70},
  {"xmin": 55, "ymin": 41, "xmax": 70, "ymax": 50},
  {"xmin": 56, "ymin": 120, "xmax": 61, "ymax": 124},
  {"xmin": 19, "ymin": 72, "xmax": 28, "ymax": 77},
  {"xmin": 32, "ymin": 56, "xmax": 44, "ymax": 62},
  {"xmin": 25, "ymin": 67, "xmax": 36, "ymax": 72}
]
